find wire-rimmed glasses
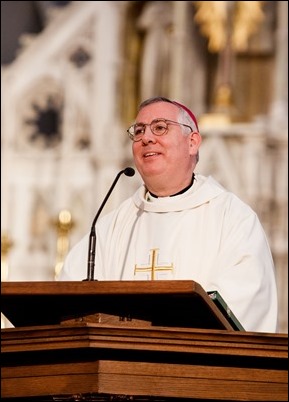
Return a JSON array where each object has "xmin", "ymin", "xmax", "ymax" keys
[{"xmin": 127, "ymin": 118, "xmax": 193, "ymax": 142}]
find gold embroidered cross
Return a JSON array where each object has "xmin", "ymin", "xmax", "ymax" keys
[{"xmin": 134, "ymin": 248, "xmax": 173, "ymax": 280}]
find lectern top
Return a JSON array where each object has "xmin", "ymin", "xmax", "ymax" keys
[{"xmin": 1, "ymin": 280, "xmax": 237, "ymax": 330}]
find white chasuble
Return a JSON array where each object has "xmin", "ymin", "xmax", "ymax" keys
[{"xmin": 60, "ymin": 174, "xmax": 278, "ymax": 333}]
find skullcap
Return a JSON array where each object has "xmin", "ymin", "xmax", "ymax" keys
[{"xmin": 172, "ymin": 101, "xmax": 199, "ymax": 131}]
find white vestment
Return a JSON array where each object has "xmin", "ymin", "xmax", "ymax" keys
[{"xmin": 60, "ymin": 174, "xmax": 278, "ymax": 333}]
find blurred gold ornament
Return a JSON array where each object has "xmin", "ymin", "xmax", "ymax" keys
[
  {"xmin": 193, "ymin": 1, "xmax": 265, "ymax": 52},
  {"xmin": 1, "ymin": 233, "xmax": 13, "ymax": 281},
  {"xmin": 52, "ymin": 209, "xmax": 74, "ymax": 279}
]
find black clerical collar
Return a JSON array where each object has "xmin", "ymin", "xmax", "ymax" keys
[{"xmin": 149, "ymin": 173, "xmax": 195, "ymax": 198}]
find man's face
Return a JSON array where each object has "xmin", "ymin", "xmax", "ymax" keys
[{"xmin": 132, "ymin": 102, "xmax": 201, "ymax": 191}]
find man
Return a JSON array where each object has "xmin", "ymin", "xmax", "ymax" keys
[{"xmin": 60, "ymin": 96, "xmax": 278, "ymax": 333}]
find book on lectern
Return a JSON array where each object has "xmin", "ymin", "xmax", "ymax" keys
[{"xmin": 207, "ymin": 290, "xmax": 245, "ymax": 331}]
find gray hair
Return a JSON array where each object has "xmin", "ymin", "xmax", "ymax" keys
[{"xmin": 138, "ymin": 96, "xmax": 198, "ymax": 133}]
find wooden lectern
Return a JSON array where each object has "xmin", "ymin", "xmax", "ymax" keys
[{"xmin": 1, "ymin": 280, "xmax": 288, "ymax": 401}]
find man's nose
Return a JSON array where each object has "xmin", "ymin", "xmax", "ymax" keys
[{"xmin": 141, "ymin": 125, "xmax": 156, "ymax": 143}]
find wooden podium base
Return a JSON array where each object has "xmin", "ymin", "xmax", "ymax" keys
[{"xmin": 1, "ymin": 323, "xmax": 288, "ymax": 401}]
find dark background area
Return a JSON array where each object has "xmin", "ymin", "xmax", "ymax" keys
[{"xmin": 1, "ymin": 1, "xmax": 70, "ymax": 65}]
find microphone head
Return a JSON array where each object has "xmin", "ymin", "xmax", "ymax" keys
[{"xmin": 123, "ymin": 167, "xmax": 135, "ymax": 177}]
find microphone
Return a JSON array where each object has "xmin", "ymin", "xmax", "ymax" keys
[{"xmin": 84, "ymin": 167, "xmax": 135, "ymax": 281}]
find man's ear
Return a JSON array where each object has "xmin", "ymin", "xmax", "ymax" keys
[{"xmin": 189, "ymin": 131, "xmax": 202, "ymax": 154}]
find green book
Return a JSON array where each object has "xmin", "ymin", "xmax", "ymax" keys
[{"xmin": 207, "ymin": 290, "xmax": 245, "ymax": 331}]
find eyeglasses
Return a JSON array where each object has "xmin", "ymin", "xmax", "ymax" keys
[{"xmin": 127, "ymin": 118, "xmax": 193, "ymax": 142}]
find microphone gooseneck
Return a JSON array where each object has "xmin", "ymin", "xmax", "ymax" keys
[{"xmin": 84, "ymin": 167, "xmax": 135, "ymax": 281}]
